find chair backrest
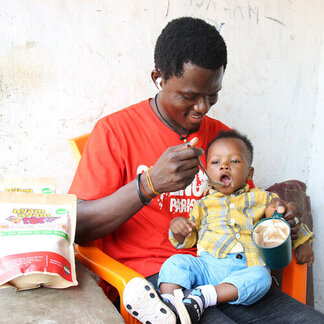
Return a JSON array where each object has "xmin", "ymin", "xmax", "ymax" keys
[{"xmin": 69, "ymin": 133, "xmax": 90, "ymax": 165}]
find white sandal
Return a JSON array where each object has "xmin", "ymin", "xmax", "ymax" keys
[{"xmin": 123, "ymin": 277, "xmax": 177, "ymax": 324}]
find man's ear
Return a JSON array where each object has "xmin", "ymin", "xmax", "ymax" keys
[
  {"xmin": 151, "ymin": 70, "xmax": 163, "ymax": 89},
  {"xmin": 247, "ymin": 167, "xmax": 254, "ymax": 180}
]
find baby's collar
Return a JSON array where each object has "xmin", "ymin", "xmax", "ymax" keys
[{"xmin": 209, "ymin": 184, "xmax": 250, "ymax": 197}]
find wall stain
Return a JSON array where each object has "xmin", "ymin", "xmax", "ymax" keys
[
  {"xmin": 25, "ymin": 41, "xmax": 36, "ymax": 49},
  {"xmin": 0, "ymin": 41, "xmax": 44, "ymax": 106}
]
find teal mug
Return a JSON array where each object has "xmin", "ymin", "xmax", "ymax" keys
[{"xmin": 252, "ymin": 211, "xmax": 292, "ymax": 269}]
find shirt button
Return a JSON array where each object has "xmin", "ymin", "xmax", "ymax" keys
[
  {"xmin": 230, "ymin": 203, "xmax": 235, "ymax": 209},
  {"xmin": 230, "ymin": 218, "xmax": 235, "ymax": 224},
  {"xmin": 231, "ymin": 194, "xmax": 235, "ymax": 197},
  {"xmin": 236, "ymin": 233, "xmax": 241, "ymax": 239}
]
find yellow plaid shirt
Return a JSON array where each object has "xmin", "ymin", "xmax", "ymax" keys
[{"xmin": 169, "ymin": 185, "xmax": 313, "ymax": 267}]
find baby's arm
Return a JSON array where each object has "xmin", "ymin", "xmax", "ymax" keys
[
  {"xmin": 295, "ymin": 239, "xmax": 314, "ymax": 265},
  {"xmin": 170, "ymin": 217, "xmax": 196, "ymax": 244}
]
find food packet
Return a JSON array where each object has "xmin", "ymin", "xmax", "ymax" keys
[
  {"xmin": 0, "ymin": 177, "xmax": 57, "ymax": 194},
  {"xmin": 0, "ymin": 192, "xmax": 78, "ymax": 290}
]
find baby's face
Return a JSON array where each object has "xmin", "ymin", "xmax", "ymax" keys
[{"xmin": 206, "ymin": 137, "xmax": 254, "ymax": 195}]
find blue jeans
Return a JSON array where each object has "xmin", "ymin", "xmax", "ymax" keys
[
  {"xmin": 149, "ymin": 271, "xmax": 324, "ymax": 324},
  {"xmin": 158, "ymin": 252, "xmax": 271, "ymax": 305}
]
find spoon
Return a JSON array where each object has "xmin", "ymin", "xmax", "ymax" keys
[
  {"xmin": 196, "ymin": 155, "xmax": 225, "ymax": 187},
  {"xmin": 187, "ymin": 144, "xmax": 225, "ymax": 187}
]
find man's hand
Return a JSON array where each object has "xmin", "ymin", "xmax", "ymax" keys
[
  {"xmin": 170, "ymin": 217, "xmax": 196, "ymax": 244},
  {"xmin": 295, "ymin": 240, "xmax": 314, "ymax": 265},
  {"xmin": 149, "ymin": 137, "xmax": 204, "ymax": 195},
  {"xmin": 266, "ymin": 198, "xmax": 301, "ymax": 240}
]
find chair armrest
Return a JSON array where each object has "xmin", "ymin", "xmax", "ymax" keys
[
  {"xmin": 281, "ymin": 251, "xmax": 307, "ymax": 304},
  {"xmin": 75, "ymin": 242, "xmax": 143, "ymax": 324}
]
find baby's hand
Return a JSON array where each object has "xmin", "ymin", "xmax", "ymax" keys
[
  {"xmin": 295, "ymin": 240, "xmax": 314, "ymax": 265},
  {"xmin": 170, "ymin": 217, "xmax": 196, "ymax": 243}
]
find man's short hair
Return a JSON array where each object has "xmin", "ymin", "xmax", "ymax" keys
[
  {"xmin": 206, "ymin": 130, "xmax": 254, "ymax": 164},
  {"xmin": 154, "ymin": 17, "xmax": 227, "ymax": 81}
]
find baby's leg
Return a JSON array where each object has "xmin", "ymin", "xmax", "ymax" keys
[
  {"xmin": 158, "ymin": 254, "xmax": 210, "ymax": 323},
  {"xmin": 158, "ymin": 254, "xmax": 208, "ymax": 290},
  {"xmin": 172, "ymin": 253, "xmax": 269, "ymax": 322},
  {"xmin": 220, "ymin": 265, "xmax": 272, "ymax": 305},
  {"xmin": 158, "ymin": 255, "xmax": 187, "ymax": 295},
  {"xmin": 160, "ymin": 282, "xmax": 182, "ymax": 294}
]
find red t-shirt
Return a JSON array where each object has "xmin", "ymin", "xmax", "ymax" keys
[{"xmin": 69, "ymin": 99, "xmax": 231, "ymax": 277}]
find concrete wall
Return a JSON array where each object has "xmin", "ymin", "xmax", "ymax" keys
[
  {"xmin": 0, "ymin": 0, "xmax": 323, "ymax": 312},
  {"xmin": 307, "ymin": 27, "xmax": 324, "ymax": 311}
]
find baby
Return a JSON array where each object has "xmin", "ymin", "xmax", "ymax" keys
[
  {"xmin": 156, "ymin": 130, "xmax": 314, "ymax": 323},
  {"xmin": 124, "ymin": 130, "xmax": 314, "ymax": 324}
]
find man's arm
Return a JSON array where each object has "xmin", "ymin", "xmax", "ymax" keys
[{"xmin": 74, "ymin": 140, "xmax": 204, "ymax": 244}]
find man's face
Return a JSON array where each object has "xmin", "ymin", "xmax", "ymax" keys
[
  {"xmin": 157, "ymin": 63, "xmax": 224, "ymax": 133},
  {"xmin": 206, "ymin": 137, "xmax": 254, "ymax": 195}
]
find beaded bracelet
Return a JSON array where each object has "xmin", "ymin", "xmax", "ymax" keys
[
  {"xmin": 136, "ymin": 173, "xmax": 151, "ymax": 205},
  {"xmin": 146, "ymin": 167, "xmax": 161, "ymax": 196}
]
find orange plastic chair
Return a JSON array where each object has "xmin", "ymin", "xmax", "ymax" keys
[
  {"xmin": 68, "ymin": 133, "xmax": 90, "ymax": 165},
  {"xmin": 69, "ymin": 134, "xmax": 142, "ymax": 324},
  {"xmin": 282, "ymin": 252, "xmax": 307, "ymax": 303},
  {"xmin": 69, "ymin": 133, "xmax": 307, "ymax": 323}
]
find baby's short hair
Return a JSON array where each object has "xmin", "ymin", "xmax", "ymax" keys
[{"xmin": 206, "ymin": 130, "xmax": 254, "ymax": 164}]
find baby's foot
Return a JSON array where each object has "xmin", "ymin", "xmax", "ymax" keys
[
  {"xmin": 174, "ymin": 287, "xmax": 206, "ymax": 324},
  {"xmin": 123, "ymin": 277, "xmax": 177, "ymax": 324}
]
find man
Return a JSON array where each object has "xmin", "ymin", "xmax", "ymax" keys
[{"xmin": 70, "ymin": 17, "xmax": 323, "ymax": 323}]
